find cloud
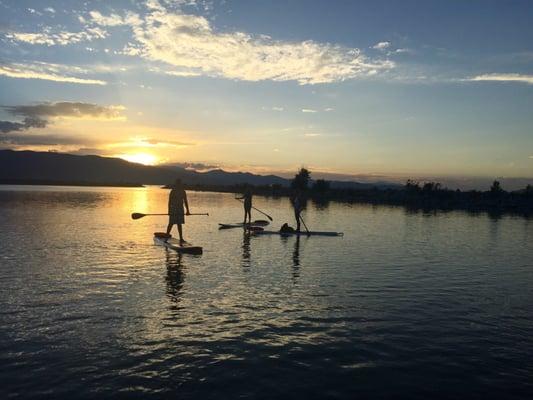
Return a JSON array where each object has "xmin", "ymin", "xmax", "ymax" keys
[
  {"xmin": 6, "ymin": 27, "xmax": 107, "ymax": 46},
  {"xmin": 3, "ymin": 102, "xmax": 125, "ymax": 120},
  {"xmin": 0, "ymin": 118, "xmax": 47, "ymax": 133},
  {"xmin": 91, "ymin": 3, "xmax": 393, "ymax": 84},
  {"xmin": 44, "ymin": 7, "xmax": 56, "ymax": 14},
  {"xmin": 304, "ymin": 133, "xmax": 321, "ymax": 137},
  {"xmin": 394, "ymin": 48, "xmax": 411, "ymax": 54},
  {"xmin": 0, "ymin": 101, "xmax": 126, "ymax": 133},
  {"xmin": 302, "ymin": 109, "xmax": 317, "ymax": 113},
  {"xmin": 0, "ymin": 62, "xmax": 107, "ymax": 85},
  {"xmin": 0, "ymin": 133, "xmax": 89, "ymax": 146},
  {"xmin": 132, "ymin": 137, "xmax": 194, "ymax": 147},
  {"xmin": 468, "ymin": 73, "xmax": 533, "ymax": 85},
  {"xmin": 324, "ymin": 107, "xmax": 334, "ymax": 112},
  {"xmin": 373, "ymin": 41, "xmax": 391, "ymax": 51},
  {"xmin": 68, "ymin": 147, "xmax": 111, "ymax": 156},
  {"xmin": 147, "ymin": 66, "xmax": 202, "ymax": 77},
  {"xmin": 89, "ymin": 10, "xmax": 141, "ymax": 27}
]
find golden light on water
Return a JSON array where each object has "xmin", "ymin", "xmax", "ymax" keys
[{"xmin": 118, "ymin": 153, "xmax": 158, "ymax": 165}]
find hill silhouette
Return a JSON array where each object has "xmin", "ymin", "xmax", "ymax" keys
[{"xmin": 0, "ymin": 150, "xmax": 390, "ymax": 189}]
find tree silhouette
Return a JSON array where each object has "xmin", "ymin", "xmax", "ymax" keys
[
  {"xmin": 490, "ymin": 180, "xmax": 504, "ymax": 194},
  {"xmin": 291, "ymin": 168, "xmax": 311, "ymax": 190}
]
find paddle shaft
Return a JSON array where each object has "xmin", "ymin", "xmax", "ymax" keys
[
  {"xmin": 132, "ymin": 212, "xmax": 209, "ymax": 220},
  {"xmin": 236, "ymin": 198, "xmax": 273, "ymax": 221},
  {"xmin": 299, "ymin": 214, "xmax": 310, "ymax": 234}
]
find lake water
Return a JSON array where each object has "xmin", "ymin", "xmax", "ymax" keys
[{"xmin": 0, "ymin": 185, "xmax": 532, "ymax": 399}]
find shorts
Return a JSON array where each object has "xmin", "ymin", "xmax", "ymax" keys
[{"xmin": 169, "ymin": 212, "xmax": 185, "ymax": 225}]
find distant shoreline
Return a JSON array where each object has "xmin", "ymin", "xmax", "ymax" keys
[
  {"xmin": 0, "ymin": 179, "xmax": 143, "ymax": 188},
  {"xmin": 1, "ymin": 180, "xmax": 532, "ymax": 217}
]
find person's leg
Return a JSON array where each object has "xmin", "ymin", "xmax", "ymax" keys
[
  {"xmin": 295, "ymin": 211, "xmax": 301, "ymax": 232},
  {"xmin": 246, "ymin": 208, "xmax": 251, "ymax": 224},
  {"xmin": 177, "ymin": 224, "xmax": 184, "ymax": 243},
  {"xmin": 166, "ymin": 222, "xmax": 173, "ymax": 235}
]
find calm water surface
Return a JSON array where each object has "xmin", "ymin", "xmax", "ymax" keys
[{"xmin": 0, "ymin": 185, "xmax": 532, "ymax": 399}]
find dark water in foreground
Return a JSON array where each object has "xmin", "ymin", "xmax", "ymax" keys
[{"xmin": 0, "ymin": 185, "xmax": 532, "ymax": 399}]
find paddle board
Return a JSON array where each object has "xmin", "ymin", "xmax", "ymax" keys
[
  {"xmin": 219, "ymin": 220, "xmax": 270, "ymax": 229},
  {"xmin": 153, "ymin": 233, "xmax": 203, "ymax": 254},
  {"xmin": 252, "ymin": 230, "xmax": 343, "ymax": 237}
]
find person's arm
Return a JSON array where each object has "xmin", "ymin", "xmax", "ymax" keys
[{"xmin": 183, "ymin": 190, "xmax": 190, "ymax": 215}]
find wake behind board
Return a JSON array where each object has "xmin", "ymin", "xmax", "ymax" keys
[
  {"xmin": 252, "ymin": 230, "xmax": 343, "ymax": 237},
  {"xmin": 153, "ymin": 233, "xmax": 203, "ymax": 254},
  {"xmin": 219, "ymin": 219, "xmax": 270, "ymax": 229}
]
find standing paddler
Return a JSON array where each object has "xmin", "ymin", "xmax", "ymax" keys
[
  {"xmin": 236, "ymin": 186, "xmax": 253, "ymax": 225},
  {"xmin": 290, "ymin": 188, "xmax": 304, "ymax": 232},
  {"xmin": 166, "ymin": 178, "xmax": 191, "ymax": 243}
]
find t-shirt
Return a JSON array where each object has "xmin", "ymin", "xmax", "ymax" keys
[{"xmin": 168, "ymin": 188, "xmax": 185, "ymax": 215}]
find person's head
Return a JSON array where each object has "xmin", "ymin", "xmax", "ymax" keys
[{"xmin": 174, "ymin": 178, "xmax": 183, "ymax": 189}]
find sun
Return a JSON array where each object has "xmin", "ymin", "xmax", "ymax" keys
[{"xmin": 118, "ymin": 153, "xmax": 158, "ymax": 166}]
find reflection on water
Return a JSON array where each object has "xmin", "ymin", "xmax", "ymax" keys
[
  {"xmin": 1, "ymin": 185, "xmax": 533, "ymax": 399},
  {"xmin": 165, "ymin": 250, "xmax": 185, "ymax": 306},
  {"xmin": 241, "ymin": 230, "xmax": 251, "ymax": 268},
  {"xmin": 292, "ymin": 235, "xmax": 301, "ymax": 282}
]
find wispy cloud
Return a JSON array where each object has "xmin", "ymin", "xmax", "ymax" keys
[
  {"xmin": 0, "ymin": 118, "xmax": 46, "ymax": 134},
  {"xmin": 0, "ymin": 62, "xmax": 107, "ymax": 85},
  {"xmin": 89, "ymin": 2, "xmax": 393, "ymax": 84},
  {"xmin": 0, "ymin": 133, "xmax": 91, "ymax": 146},
  {"xmin": 0, "ymin": 102, "xmax": 125, "ymax": 133},
  {"xmin": 302, "ymin": 109, "xmax": 317, "ymax": 113},
  {"xmin": 120, "ymin": 137, "xmax": 194, "ymax": 148},
  {"xmin": 89, "ymin": 10, "xmax": 141, "ymax": 27},
  {"xmin": 262, "ymin": 106, "xmax": 284, "ymax": 112},
  {"xmin": 469, "ymin": 73, "xmax": 533, "ymax": 85},
  {"xmin": 147, "ymin": 66, "xmax": 202, "ymax": 77},
  {"xmin": 372, "ymin": 41, "xmax": 391, "ymax": 51},
  {"xmin": 6, "ymin": 27, "xmax": 107, "ymax": 46},
  {"xmin": 4, "ymin": 102, "xmax": 125, "ymax": 120}
]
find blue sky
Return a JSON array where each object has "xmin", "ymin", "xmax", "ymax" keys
[{"xmin": 0, "ymin": 0, "xmax": 532, "ymax": 188}]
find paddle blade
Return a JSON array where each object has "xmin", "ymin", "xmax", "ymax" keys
[{"xmin": 131, "ymin": 213, "xmax": 145, "ymax": 220}]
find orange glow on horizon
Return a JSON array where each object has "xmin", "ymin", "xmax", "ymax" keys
[{"xmin": 117, "ymin": 153, "xmax": 159, "ymax": 166}]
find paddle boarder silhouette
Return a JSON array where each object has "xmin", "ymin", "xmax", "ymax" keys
[
  {"xmin": 290, "ymin": 189, "xmax": 304, "ymax": 232},
  {"xmin": 236, "ymin": 186, "xmax": 253, "ymax": 224},
  {"xmin": 166, "ymin": 178, "xmax": 191, "ymax": 243}
]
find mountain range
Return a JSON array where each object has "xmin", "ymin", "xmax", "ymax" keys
[{"xmin": 0, "ymin": 150, "xmax": 395, "ymax": 189}]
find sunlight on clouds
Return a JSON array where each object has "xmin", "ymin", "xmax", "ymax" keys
[
  {"xmin": 372, "ymin": 41, "xmax": 391, "ymax": 50},
  {"xmin": 469, "ymin": 73, "xmax": 533, "ymax": 84},
  {"xmin": 89, "ymin": 10, "xmax": 142, "ymax": 27},
  {"xmin": 0, "ymin": 63, "xmax": 107, "ymax": 85},
  {"xmin": 6, "ymin": 27, "xmax": 107, "ymax": 46},
  {"xmin": 89, "ymin": 2, "xmax": 393, "ymax": 84}
]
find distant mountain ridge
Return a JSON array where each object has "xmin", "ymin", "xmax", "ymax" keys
[{"xmin": 0, "ymin": 150, "xmax": 394, "ymax": 189}]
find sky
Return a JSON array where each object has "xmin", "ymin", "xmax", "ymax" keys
[{"xmin": 0, "ymin": 0, "xmax": 532, "ymax": 188}]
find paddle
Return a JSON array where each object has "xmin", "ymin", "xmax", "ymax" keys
[
  {"xmin": 299, "ymin": 214, "xmax": 311, "ymax": 235},
  {"xmin": 131, "ymin": 212, "xmax": 209, "ymax": 220},
  {"xmin": 235, "ymin": 198, "xmax": 273, "ymax": 221}
]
